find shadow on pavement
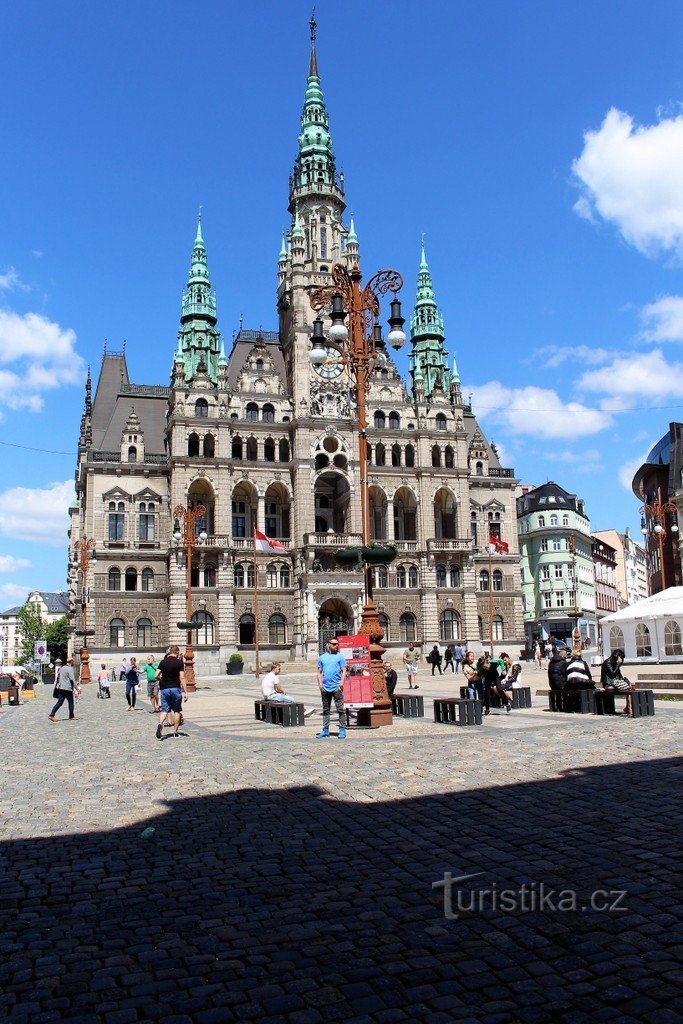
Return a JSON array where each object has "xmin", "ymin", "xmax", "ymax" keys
[{"xmin": 1, "ymin": 756, "xmax": 681, "ymax": 1023}]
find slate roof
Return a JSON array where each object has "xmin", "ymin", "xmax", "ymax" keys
[
  {"xmin": 91, "ymin": 352, "xmax": 169, "ymax": 455},
  {"xmin": 0, "ymin": 606, "xmax": 21, "ymax": 617},
  {"xmin": 225, "ymin": 330, "xmax": 288, "ymax": 393}
]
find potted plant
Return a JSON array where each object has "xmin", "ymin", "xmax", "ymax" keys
[
  {"xmin": 226, "ymin": 653, "xmax": 244, "ymax": 675},
  {"xmin": 335, "ymin": 542, "xmax": 397, "ymax": 568}
]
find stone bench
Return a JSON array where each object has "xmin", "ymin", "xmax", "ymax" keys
[
  {"xmin": 254, "ymin": 699, "xmax": 305, "ymax": 727},
  {"xmin": 459, "ymin": 685, "xmax": 532, "ymax": 709},
  {"xmin": 391, "ymin": 693, "xmax": 425, "ymax": 718},
  {"xmin": 433, "ymin": 697, "xmax": 482, "ymax": 727},
  {"xmin": 548, "ymin": 689, "xmax": 595, "ymax": 714},
  {"xmin": 595, "ymin": 689, "xmax": 655, "ymax": 718}
]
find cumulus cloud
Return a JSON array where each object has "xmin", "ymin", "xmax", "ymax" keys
[
  {"xmin": 0, "ymin": 310, "xmax": 84, "ymax": 414},
  {"xmin": 0, "ymin": 582, "xmax": 31, "ymax": 607},
  {"xmin": 640, "ymin": 295, "xmax": 683, "ymax": 342},
  {"xmin": 0, "ymin": 555, "xmax": 31, "ymax": 573},
  {"xmin": 546, "ymin": 448, "xmax": 603, "ymax": 472},
  {"xmin": 467, "ymin": 382, "xmax": 612, "ymax": 440},
  {"xmin": 572, "ymin": 107, "xmax": 683, "ymax": 259},
  {"xmin": 578, "ymin": 349, "xmax": 683, "ymax": 399},
  {"xmin": 536, "ymin": 344, "xmax": 614, "ymax": 369},
  {"xmin": 0, "ymin": 479, "xmax": 74, "ymax": 547}
]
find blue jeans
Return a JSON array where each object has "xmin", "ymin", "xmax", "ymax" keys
[
  {"xmin": 267, "ymin": 693, "xmax": 295, "ymax": 704},
  {"xmin": 50, "ymin": 691, "xmax": 75, "ymax": 718},
  {"xmin": 125, "ymin": 680, "xmax": 137, "ymax": 707}
]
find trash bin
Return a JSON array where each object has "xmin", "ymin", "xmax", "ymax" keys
[{"xmin": 8, "ymin": 686, "xmax": 21, "ymax": 706}]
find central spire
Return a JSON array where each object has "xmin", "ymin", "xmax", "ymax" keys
[
  {"xmin": 309, "ymin": 10, "xmax": 318, "ymax": 77},
  {"xmin": 176, "ymin": 213, "xmax": 221, "ymax": 384},
  {"xmin": 409, "ymin": 242, "xmax": 452, "ymax": 403}
]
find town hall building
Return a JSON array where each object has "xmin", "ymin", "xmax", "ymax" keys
[{"xmin": 69, "ymin": 21, "xmax": 524, "ymax": 669}]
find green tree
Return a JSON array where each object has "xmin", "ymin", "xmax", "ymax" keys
[
  {"xmin": 46, "ymin": 616, "xmax": 69, "ymax": 664},
  {"xmin": 17, "ymin": 602, "xmax": 46, "ymax": 664}
]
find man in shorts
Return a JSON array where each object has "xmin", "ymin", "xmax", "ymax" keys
[
  {"xmin": 402, "ymin": 642, "xmax": 420, "ymax": 689},
  {"xmin": 143, "ymin": 655, "xmax": 160, "ymax": 713},
  {"xmin": 155, "ymin": 645, "xmax": 187, "ymax": 739}
]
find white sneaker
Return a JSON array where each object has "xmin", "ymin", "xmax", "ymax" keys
[{"xmin": 304, "ymin": 707, "xmax": 317, "ymax": 718}]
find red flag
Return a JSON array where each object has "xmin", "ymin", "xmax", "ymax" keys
[
  {"xmin": 489, "ymin": 535, "xmax": 509, "ymax": 554},
  {"xmin": 254, "ymin": 529, "xmax": 287, "ymax": 552}
]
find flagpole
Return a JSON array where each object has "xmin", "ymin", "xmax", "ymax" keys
[
  {"xmin": 488, "ymin": 543, "xmax": 494, "ymax": 658},
  {"xmin": 253, "ymin": 530, "xmax": 261, "ymax": 679}
]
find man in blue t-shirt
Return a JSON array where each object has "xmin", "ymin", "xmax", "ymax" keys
[{"xmin": 316, "ymin": 637, "xmax": 348, "ymax": 739}]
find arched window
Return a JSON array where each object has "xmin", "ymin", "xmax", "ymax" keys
[
  {"xmin": 191, "ymin": 611, "xmax": 214, "ymax": 645},
  {"xmin": 444, "ymin": 446, "xmax": 454, "ymax": 468},
  {"xmin": 375, "ymin": 566, "xmax": 388, "ymax": 589},
  {"xmin": 137, "ymin": 618, "xmax": 152, "ymax": 646},
  {"xmin": 262, "ymin": 403, "xmax": 275, "ymax": 423},
  {"xmin": 127, "ymin": 445, "xmax": 137, "ymax": 463},
  {"xmin": 279, "ymin": 439, "xmax": 290, "ymax": 462},
  {"xmin": 440, "ymin": 609, "xmax": 461, "ymax": 642},
  {"xmin": 550, "ymin": 514, "xmax": 558, "ymax": 526},
  {"xmin": 108, "ymin": 500, "xmax": 125, "ymax": 542},
  {"xmin": 279, "ymin": 565, "xmax": 290, "ymax": 588},
  {"xmin": 269, "ymin": 614, "xmax": 287, "ymax": 644},
  {"xmin": 108, "ymin": 567, "xmax": 121, "ymax": 591},
  {"xmin": 436, "ymin": 565, "xmax": 447, "ymax": 588},
  {"xmin": 315, "ymin": 452, "xmax": 329, "ymax": 471},
  {"xmin": 391, "ymin": 444, "xmax": 401, "ymax": 467},
  {"xmin": 125, "ymin": 567, "xmax": 137, "ymax": 592},
  {"xmin": 203, "ymin": 434, "xmax": 215, "ymax": 458},
  {"xmin": 246, "ymin": 437, "xmax": 258, "ymax": 461},
  {"xmin": 231, "ymin": 436, "xmax": 243, "ymax": 459},
  {"xmin": 239, "ymin": 613, "xmax": 255, "ymax": 644},
  {"xmin": 562, "ymin": 515, "xmax": 569, "ymax": 526},
  {"xmin": 492, "ymin": 570, "xmax": 503, "ymax": 591},
  {"xmin": 400, "ymin": 612, "xmax": 417, "ymax": 643},
  {"xmin": 203, "ymin": 563, "xmax": 216, "ymax": 588},
  {"xmin": 396, "ymin": 566, "xmax": 406, "ymax": 588},
  {"xmin": 188, "ymin": 433, "xmax": 200, "ymax": 457},
  {"xmin": 374, "ymin": 411, "xmax": 386, "ymax": 429},
  {"xmin": 408, "ymin": 565, "xmax": 418, "ymax": 588},
  {"xmin": 141, "ymin": 567, "xmax": 154, "ymax": 592},
  {"xmin": 255, "ymin": 359, "xmax": 264, "ymax": 371},
  {"xmin": 609, "ymin": 625, "xmax": 625, "ymax": 649},
  {"xmin": 267, "ymin": 563, "xmax": 278, "ymax": 588},
  {"xmin": 109, "ymin": 618, "xmax": 125, "ymax": 647},
  {"xmin": 538, "ymin": 515, "xmax": 546, "ymax": 528},
  {"xmin": 246, "ymin": 564, "xmax": 255, "ymax": 589},
  {"xmin": 635, "ymin": 623, "xmax": 652, "ymax": 657},
  {"xmin": 479, "ymin": 569, "xmax": 489, "ymax": 591},
  {"xmin": 475, "ymin": 461, "xmax": 483, "ymax": 476},
  {"xmin": 389, "ymin": 411, "xmax": 400, "ymax": 429},
  {"xmin": 435, "ymin": 413, "xmax": 447, "ymax": 430},
  {"xmin": 664, "ymin": 620, "xmax": 682, "ymax": 655},
  {"xmin": 375, "ymin": 443, "xmax": 386, "ymax": 466},
  {"xmin": 450, "ymin": 565, "xmax": 461, "ymax": 588},
  {"xmin": 195, "ymin": 398, "xmax": 209, "ymax": 418},
  {"xmin": 264, "ymin": 439, "xmax": 276, "ymax": 462},
  {"xmin": 246, "ymin": 402, "xmax": 259, "ymax": 422},
  {"xmin": 405, "ymin": 444, "xmax": 415, "ymax": 467},
  {"xmin": 190, "ymin": 561, "xmax": 200, "ymax": 588},
  {"xmin": 233, "ymin": 564, "xmax": 245, "ymax": 588},
  {"xmin": 431, "ymin": 446, "xmax": 441, "ymax": 468},
  {"xmin": 493, "ymin": 615, "xmax": 504, "ymax": 641},
  {"xmin": 378, "ymin": 613, "xmax": 390, "ymax": 641}
]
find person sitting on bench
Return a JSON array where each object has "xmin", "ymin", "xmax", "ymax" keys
[
  {"xmin": 547, "ymin": 646, "xmax": 569, "ymax": 691},
  {"xmin": 600, "ymin": 648, "xmax": 635, "ymax": 715},
  {"xmin": 566, "ymin": 646, "xmax": 594, "ymax": 690},
  {"xmin": 261, "ymin": 663, "xmax": 315, "ymax": 717}
]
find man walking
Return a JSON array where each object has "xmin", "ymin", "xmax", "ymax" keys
[
  {"xmin": 454, "ymin": 643, "xmax": 464, "ymax": 673},
  {"xmin": 316, "ymin": 637, "xmax": 348, "ymax": 739},
  {"xmin": 49, "ymin": 657, "xmax": 77, "ymax": 722},
  {"xmin": 155, "ymin": 645, "xmax": 188, "ymax": 739},
  {"xmin": 143, "ymin": 655, "xmax": 160, "ymax": 712},
  {"xmin": 402, "ymin": 641, "xmax": 420, "ymax": 689}
]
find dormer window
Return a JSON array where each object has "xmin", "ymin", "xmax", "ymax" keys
[{"xmin": 128, "ymin": 446, "xmax": 137, "ymax": 463}]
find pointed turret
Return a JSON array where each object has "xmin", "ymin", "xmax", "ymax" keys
[
  {"xmin": 409, "ymin": 241, "xmax": 451, "ymax": 402},
  {"xmin": 175, "ymin": 213, "xmax": 222, "ymax": 383},
  {"xmin": 346, "ymin": 214, "xmax": 359, "ymax": 262}
]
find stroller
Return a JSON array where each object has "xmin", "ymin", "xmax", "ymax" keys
[{"xmin": 97, "ymin": 674, "xmax": 112, "ymax": 699}]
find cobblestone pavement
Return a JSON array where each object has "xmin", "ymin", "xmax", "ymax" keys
[{"xmin": 1, "ymin": 674, "xmax": 681, "ymax": 1024}]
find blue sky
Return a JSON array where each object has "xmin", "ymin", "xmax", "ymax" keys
[{"xmin": 1, "ymin": 0, "xmax": 683, "ymax": 606}]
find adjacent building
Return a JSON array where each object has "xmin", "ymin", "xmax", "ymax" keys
[
  {"xmin": 591, "ymin": 536, "xmax": 620, "ymax": 647},
  {"xmin": 0, "ymin": 592, "xmax": 68, "ymax": 667},
  {"xmin": 632, "ymin": 423, "xmax": 683, "ymax": 594},
  {"xmin": 517, "ymin": 482, "xmax": 596, "ymax": 647},
  {"xmin": 592, "ymin": 528, "xmax": 648, "ymax": 607},
  {"xmin": 0, "ymin": 606, "xmax": 21, "ymax": 667},
  {"xmin": 67, "ymin": 20, "xmax": 524, "ymax": 670}
]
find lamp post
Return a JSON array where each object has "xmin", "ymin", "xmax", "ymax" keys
[
  {"xmin": 310, "ymin": 262, "xmax": 407, "ymax": 727},
  {"xmin": 640, "ymin": 498, "xmax": 678, "ymax": 592},
  {"xmin": 173, "ymin": 502, "xmax": 207, "ymax": 692},
  {"xmin": 73, "ymin": 535, "xmax": 96, "ymax": 683}
]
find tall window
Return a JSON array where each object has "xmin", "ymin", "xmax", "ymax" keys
[
  {"xmin": 246, "ymin": 402, "xmax": 259, "ymax": 422},
  {"xmin": 552, "ymin": 537, "xmax": 562, "ymax": 551},
  {"xmin": 389, "ymin": 411, "xmax": 400, "ymax": 429},
  {"xmin": 540, "ymin": 539, "xmax": 549, "ymax": 552},
  {"xmin": 374, "ymin": 411, "xmax": 386, "ymax": 429},
  {"xmin": 635, "ymin": 623, "xmax": 652, "ymax": 657},
  {"xmin": 137, "ymin": 618, "xmax": 152, "ymax": 646},
  {"xmin": 375, "ymin": 443, "xmax": 386, "ymax": 466},
  {"xmin": 279, "ymin": 565, "xmax": 290, "ymax": 588},
  {"xmin": 375, "ymin": 566, "xmax": 388, "ymax": 589},
  {"xmin": 269, "ymin": 614, "xmax": 287, "ymax": 644},
  {"xmin": 262, "ymin": 404, "xmax": 275, "ymax": 423},
  {"xmin": 396, "ymin": 566, "xmax": 407, "ymax": 588},
  {"xmin": 391, "ymin": 444, "xmax": 401, "ymax": 467},
  {"xmin": 108, "ymin": 501, "xmax": 125, "ymax": 542},
  {"xmin": 470, "ymin": 512, "xmax": 478, "ymax": 546},
  {"xmin": 264, "ymin": 439, "xmax": 275, "ymax": 462},
  {"xmin": 436, "ymin": 565, "xmax": 447, "ymax": 588},
  {"xmin": 542, "ymin": 565, "xmax": 550, "ymax": 580},
  {"xmin": 191, "ymin": 611, "xmax": 215, "ymax": 645},
  {"xmin": 232, "ymin": 500, "xmax": 247, "ymax": 538},
  {"xmin": 400, "ymin": 613, "xmax": 416, "ymax": 642},
  {"xmin": 432, "ymin": 446, "xmax": 441, "ymax": 468},
  {"xmin": 320, "ymin": 226, "xmax": 328, "ymax": 259},
  {"xmin": 279, "ymin": 439, "xmax": 290, "ymax": 462},
  {"xmin": 141, "ymin": 568, "xmax": 154, "ymax": 592},
  {"xmin": 444, "ymin": 446, "xmax": 454, "ymax": 468},
  {"xmin": 378, "ymin": 613, "xmax": 390, "ymax": 641},
  {"xmin": 108, "ymin": 567, "xmax": 121, "ymax": 591},
  {"xmin": 440, "ymin": 609, "xmax": 461, "ymax": 642},
  {"xmin": 493, "ymin": 615, "xmax": 504, "ymax": 640},
  {"xmin": 492, "ymin": 570, "xmax": 503, "ymax": 591},
  {"xmin": 408, "ymin": 565, "xmax": 419, "ymax": 588},
  {"xmin": 449, "ymin": 565, "xmax": 461, "ymax": 588},
  {"xmin": 267, "ymin": 563, "xmax": 278, "ymax": 588},
  {"xmin": 232, "ymin": 437, "xmax": 243, "ymax": 459},
  {"xmin": 138, "ymin": 502, "xmax": 155, "ymax": 541},
  {"xmin": 195, "ymin": 398, "xmax": 208, "ymax": 418},
  {"xmin": 128, "ymin": 446, "xmax": 137, "ymax": 463},
  {"xmin": 125, "ymin": 567, "xmax": 137, "ymax": 591},
  {"xmin": 664, "ymin": 619, "xmax": 682, "ymax": 655},
  {"xmin": 436, "ymin": 413, "xmax": 447, "ymax": 430},
  {"xmin": 234, "ymin": 564, "xmax": 245, "ymax": 587},
  {"xmin": 538, "ymin": 515, "xmax": 546, "ymax": 527},
  {"xmin": 109, "ymin": 618, "xmax": 125, "ymax": 647},
  {"xmin": 203, "ymin": 563, "xmax": 216, "ymax": 588},
  {"xmin": 405, "ymin": 444, "xmax": 415, "ymax": 467},
  {"xmin": 479, "ymin": 569, "xmax": 489, "ymax": 591}
]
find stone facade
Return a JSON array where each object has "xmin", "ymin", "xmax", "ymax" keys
[{"xmin": 68, "ymin": 23, "xmax": 524, "ymax": 669}]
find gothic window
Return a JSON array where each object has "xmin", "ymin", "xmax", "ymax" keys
[
  {"xmin": 188, "ymin": 433, "xmax": 200, "ymax": 457},
  {"xmin": 320, "ymin": 226, "xmax": 328, "ymax": 259},
  {"xmin": 391, "ymin": 444, "xmax": 401, "ymax": 467},
  {"xmin": 436, "ymin": 565, "xmax": 447, "ymax": 588},
  {"xmin": 315, "ymin": 453, "xmax": 329, "ymax": 470},
  {"xmin": 191, "ymin": 611, "xmax": 214, "ymax": 645},
  {"xmin": 492, "ymin": 570, "xmax": 503, "ymax": 591},
  {"xmin": 470, "ymin": 511, "xmax": 478, "ymax": 547},
  {"xmin": 405, "ymin": 444, "xmax": 415, "ymax": 467},
  {"xmin": 203, "ymin": 563, "xmax": 216, "ymax": 588},
  {"xmin": 138, "ymin": 502, "xmax": 155, "ymax": 542},
  {"xmin": 400, "ymin": 613, "xmax": 417, "ymax": 643},
  {"xmin": 450, "ymin": 565, "xmax": 461, "ymax": 588},
  {"xmin": 125, "ymin": 567, "xmax": 137, "ymax": 591},
  {"xmin": 432, "ymin": 446, "xmax": 441, "ymax": 468},
  {"xmin": 444, "ymin": 446, "xmax": 454, "ymax": 468},
  {"xmin": 233, "ymin": 564, "xmax": 245, "ymax": 588},
  {"xmin": 107, "ymin": 567, "xmax": 121, "ymax": 591},
  {"xmin": 246, "ymin": 402, "xmax": 259, "ymax": 422},
  {"xmin": 436, "ymin": 413, "xmax": 447, "ymax": 430},
  {"xmin": 374, "ymin": 411, "xmax": 386, "ymax": 429},
  {"xmin": 267, "ymin": 563, "xmax": 278, "ymax": 588},
  {"xmin": 108, "ymin": 501, "xmax": 125, "ymax": 542},
  {"xmin": 375, "ymin": 443, "xmax": 386, "ymax": 467},
  {"xmin": 203, "ymin": 434, "xmax": 215, "ymax": 458},
  {"xmin": 389, "ymin": 411, "xmax": 400, "ymax": 429},
  {"xmin": 269, "ymin": 614, "xmax": 287, "ymax": 645},
  {"xmin": 246, "ymin": 437, "xmax": 258, "ymax": 461},
  {"xmin": 264, "ymin": 439, "xmax": 276, "ymax": 462},
  {"xmin": 493, "ymin": 615, "xmax": 504, "ymax": 641},
  {"xmin": 479, "ymin": 569, "xmax": 489, "ymax": 591},
  {"xmin": 279, "ymin": 439, "xmax": 290, "ymax": 462},
  {"xmin": 141, "ymin": 568, "xmax": 154, "ymax": 592},
  {"xmin": 195, "ymin": 398, "xmax": 209, "ymax": 418},
  {"xmin": 440, "ymin": 609, "xmax": 461, "ymax": 642},
  {"xmin": 279, "ymin": 565, "xmax": 290, "ymax": 588},
  {"xmin": 128, "ymin": 446, "xmax": 137, "ymax": 463},
  {"xmin": 137, "ymin": 618, "xmax": 152, "ymax": 646},
  {"xmin": 109, "ymin": 618, "xmax": 125, "ymax": 647},
  {"xmin": 408, "ymin": 565, "xmax": 418, "ymax": 588},
  {"xmin": 396, "ymin": 566, "xmax": 407, "ymax": 588},
  {"xmin": 262, "ymin": 404, "xmax": 275, "ymax": 423}
]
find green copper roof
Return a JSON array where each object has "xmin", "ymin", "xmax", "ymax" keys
[
  {"xmin": 409, "ymin": 241, "xmax": 451, "ymax": 401},
  {"xmin": 347, "ymin": 215, "xmax": 358, "ymax": 245},
  {"xmin": 176, "ymin": 215, "xmax": 222, "ymax": 384},
  {"xmin": 279, "ymin": 233, "xmax": 287, "ymax": 259},
  {"xmin": 290, "ymin": 14, "xmax": 340, "ymax": 203}
]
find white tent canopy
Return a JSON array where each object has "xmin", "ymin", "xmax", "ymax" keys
[{"xmin": 601, "ymin": 587, "xmax": 683, "ymax": 663}]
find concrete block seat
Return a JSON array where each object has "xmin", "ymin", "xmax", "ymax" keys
[
  {"xmin": 548, "ymin": 689, "xmax": 596, "ymax": 714},
  {"xmin": 433, "ymin": 697, "xmax": 482, "ymax": 726},
  {"xmin": 459, "ymin": 686, "xmax": 532, "ymax": 709},
  {"xmin": 595, "ymin": 689, "xmax": 655, "ymax": 718},
  {"xmin": 391, "ymin": 693, "xmax": 424, "ymax": 718}
]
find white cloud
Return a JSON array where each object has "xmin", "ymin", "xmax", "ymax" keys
[
  {"xmin": 467, "ymin": 382, "xmax": 612, "ymax": 440},
  {"xmin": 546, "ymin": 449, "xmax": 603, "ymax": 473},
  {"xmin": 640, "ymin": 295, "xmax": 683, "ymax": 342},
  {"xmin": 0, "ymin": 555, "xmax": 30, "ymax": 573},
  {"xmin": 579, "ymin": 349, "xmax": 683, "ymax": 399},
  {"xmin": 0, "ymin": 310, "xmax": 84, "ymax": 414},
  {"xmin": 536, "ymin": 345, "xmax": 614, "ymax": 369},
  {"xmin": 0, "ymin": 582, "xmax": 31, "ymax": 607},
  {"xmin": 0, "ymin": 479, "xmax": 74, "ymax": 547},
  {"xmin": 572, "ymin": 107, "xmax": 683, "ymax": 259},
  {"xmin": 0, "ymin": 267, "xmax": 28, "ymax": 292},
  {"xmin": 619, "ymin": 450, "xmax": 650, "ymax": 493}
]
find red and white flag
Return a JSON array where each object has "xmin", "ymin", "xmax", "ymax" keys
[
  {"xmin": 489, "ymin": 535, "xmax": 509, "ymax": 554},
  {"xmin": 254, "ymin": 529, "xmax": 287, "ymax": 552}
]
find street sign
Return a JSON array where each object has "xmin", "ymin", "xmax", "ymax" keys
[{"xmin": 34, "ymin": 640, "xmax": 49, "ymax": 664}]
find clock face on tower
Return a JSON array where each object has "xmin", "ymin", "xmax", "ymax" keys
[{"xmin": 313, "ymin": 345, "xmax": 343, "ymax": 379}]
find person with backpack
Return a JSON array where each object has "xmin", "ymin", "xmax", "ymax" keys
[{"xmin": 428, "ymin": 644, "xmax": 443, "ymax": 675}]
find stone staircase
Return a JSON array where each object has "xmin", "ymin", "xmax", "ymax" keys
[{"xmin": 633, "ymin": 670, "xmax": 683, "ymax": 701}]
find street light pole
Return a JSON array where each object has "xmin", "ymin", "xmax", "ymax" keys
[
  {"xmin": 73, "ymin": 535, "xmax": 96, "ymax": 683},
  {"xmin": 641, "ymin": 498, "xmax": 678, "ymax": 592},
  {"xmin": 310, "ymin": 262, "xmax": 407, "ymax": 727},
  {"xmin": 173, "ymin": 502, "xmax": 207, "ymax": 692}
]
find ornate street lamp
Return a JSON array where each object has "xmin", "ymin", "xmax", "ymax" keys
[
  {"xmin": 310, "ymin": 262, "xmax": 406, "ymax": 727},
  {"xmin": 73, "ymin": 536, "xmax": 96, "ymax": 683},
  {"xmin": 640, "ymin": 498, "xmax": 678, "ymax": 592},
  {"xmin": 173, "ymin": 503, "xmax": 207, "ymax": 691}
]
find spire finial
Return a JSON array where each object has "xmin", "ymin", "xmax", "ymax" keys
[
  {"xmin": 309, "ymin": 8, "xmax": 318, "ymax": 77},
  {"xmin": 420, "ymin": 234, "xmax": 428, "ymax": 268},
  {"xmin": 195, "ymin": 207, "xmax": 204, "ymax": 244}
]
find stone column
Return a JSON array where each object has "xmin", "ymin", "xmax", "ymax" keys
[{"xmin": 257, "ymin": 495, "xmax": 266, "ymax": 533}]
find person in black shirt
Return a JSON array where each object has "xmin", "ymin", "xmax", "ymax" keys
[
  {"xmin": 155, "ymin": 645, "xmax": 188, "ymax": 739},
  {"xmin": 384, "ymin": 662, "xmax": 398, "ymax": 697}
]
